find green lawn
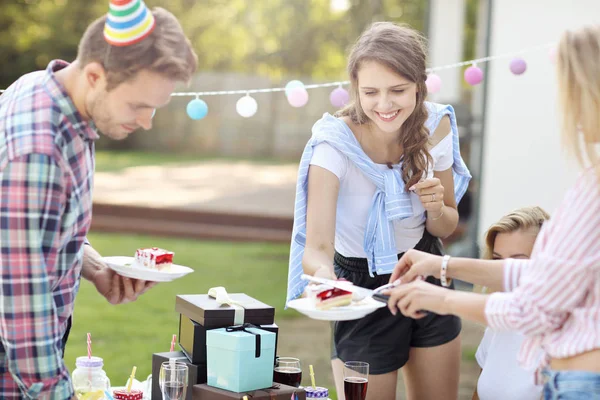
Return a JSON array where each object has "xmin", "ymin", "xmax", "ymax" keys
[
  {"xmin": 64, "ymin": 232, "xmax": 294, "ymax": 386},
  {"xmin": 94, "ymin": 150, "xmax": 292, "ymax": 173}
]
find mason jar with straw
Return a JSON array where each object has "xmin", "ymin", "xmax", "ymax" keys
[
  {"xmin": 304, "ymin": 365, "xmax": 329, "ymax": 398},
  {"xmin": 72, "ymin": 333, "xmax": 111, "ymax": 400}
]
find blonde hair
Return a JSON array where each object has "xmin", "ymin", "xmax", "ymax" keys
[
  {"xmin": 557, "ymin": 24, "xmax": 600, "ymax": 168},
  {"xmin": 482, "ymin": 206, "xmax": 550, "ymax": 260},
  {"xmin": 476, "ymin": 206, "xmax": 550, "ymax": 293},
  {"xmin": 336, "ymin": 22, "xmax": 431, "ymax": 188},
  {"xmin": 77, "ymin": 7, "xmax": 198, "ymax": 91}
]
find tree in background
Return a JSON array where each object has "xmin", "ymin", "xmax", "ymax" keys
[{"xmin": 0, "ymin": 0, "xmax": 428, "ymax": 89}]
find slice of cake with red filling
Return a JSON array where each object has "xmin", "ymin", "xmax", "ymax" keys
[
  {"xmin": 307, "ymin": 284, "xmax": 353, "ymax": 310},
  {"xmin": 134, "ymin": 247, "xmax": 174, "ymax": 271}
]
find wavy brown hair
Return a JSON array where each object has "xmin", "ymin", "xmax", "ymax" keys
[{"xmin": 336, "ymin": 22, "xmax": 431, "ymax": 188}]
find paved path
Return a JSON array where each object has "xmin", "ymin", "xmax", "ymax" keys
[{"xmin": 93, "ymin": 161, "xmax": 298, "ymax": 217}]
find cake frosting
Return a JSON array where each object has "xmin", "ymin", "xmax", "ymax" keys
[
  {"xmin": 306, "ymin": 284, "xmax": 352, "ymax": 310},
  {"xmin": 134, "ymin": 247, "xmax": 174, "ymax": 271}
]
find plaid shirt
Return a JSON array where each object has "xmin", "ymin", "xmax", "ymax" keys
[{"xmin": 0, "ymin": 60, "xmax": 98, "ymax": 399}]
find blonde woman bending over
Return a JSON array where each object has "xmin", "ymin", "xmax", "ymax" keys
[{"xmin": 473, "ymin": 206, "xmax": 549, "ymax": 400}]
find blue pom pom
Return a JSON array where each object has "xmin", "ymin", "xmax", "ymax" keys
[{"xmin": 187, "ymin": 98, "xmax": 208, "ymax": 120}]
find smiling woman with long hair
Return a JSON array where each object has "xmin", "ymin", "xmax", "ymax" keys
[{"xmin": 286, "ymin": 22, "xmax": 472, "ymax": 400}]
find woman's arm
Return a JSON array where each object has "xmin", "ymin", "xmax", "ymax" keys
[
  {"xmin": 446, "ymin": 257, "xmax": 524, "ymax": 292},
  {"xmin": 302, "ymin": 165, "xmax": 340, "ymax": 280},
  {"xmin": 390, "ymin": 249, "xmax": 525, "ymax": 292},
  {"xmin": 425, "ymin": 167, "xmax": 458, "ymax": 238},
  {"xmin": 421, "ymin": 115, "xmax": 458, "ymax": 239}
]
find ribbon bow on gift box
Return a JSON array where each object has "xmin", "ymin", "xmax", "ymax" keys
[
  {"xmin": 226, "ymin": 323, "xmax": 262, "ymax": 358},
  {"xmin": 208, "ymin": 286, "xmax": 247, "ymax": 325}
]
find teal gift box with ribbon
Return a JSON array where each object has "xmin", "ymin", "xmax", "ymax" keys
[{"xmin": 206, "ymin": 324, "xmax": 276, "ymax": 392}]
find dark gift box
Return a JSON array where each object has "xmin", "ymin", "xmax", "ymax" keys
[
  {"xmin": 192, "ymin": 383, "xmax": 307, "ymax": 400},
  {"xmin": 179, "ymin": 314, "xmax": 279, "ymax": 365},
  {"xmin": 152, "ymin": 351, "xmax": 207, "ymax": 400},
  {"xmin": 175, "ymin": 294, "xmax": 275, "ymax": 329}
]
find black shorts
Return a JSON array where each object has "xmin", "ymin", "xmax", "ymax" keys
[{"xmin": 331, "ymin": 230, "xmax": 462, "ymax": 375}]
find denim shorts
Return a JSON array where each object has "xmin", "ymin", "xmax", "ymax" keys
[{"xmin": 542, "ymin": 368, "xmax": 600, "ymax": 399}]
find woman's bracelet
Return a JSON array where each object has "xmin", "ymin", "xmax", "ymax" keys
[{"xmin": 440, "ymin": 255, "xmax": 451, "ymax": 287}]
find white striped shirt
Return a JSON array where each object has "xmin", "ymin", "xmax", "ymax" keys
[
  {"xmin": 286, "ymin": 102, "xmax": 471, "ymax": 304},
  {"xmin": 486, "ymin": 167, "xmax": 600, "ymax": 374}
]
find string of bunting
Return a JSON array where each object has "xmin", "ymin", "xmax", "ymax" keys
[{"xmin": 0, "ymin": 42, "xmax": 556, "ymax": 120}]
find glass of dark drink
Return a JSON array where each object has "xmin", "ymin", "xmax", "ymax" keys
[
  {"xmin": 273, "ymin": 357, "xmax": 302, "ymax": 387},
  {"xmin": 159, "ymin": 360, "xmax": 188, "ymax": 400},
  {"xmin": 343, "ymin": 361, "xmax": 369, "ymax": 400}
]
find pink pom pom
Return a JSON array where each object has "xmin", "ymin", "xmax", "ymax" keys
[
  {"xmin": 329, "ymin": 87, "xmax": 350, "ymax": 108},
  {"xmin": 287, "ymin": 87, "xmax": 309, "ymax": 108},
  {"xmin": 464, "ymin": 65, "xmax": 484, "ymax": 86},
  {"xmin": 510, "ymin": 58, "xmax": 527, "ymax": 75},
  {"xmin": 425, "ymin": 73, "xmax": 442, "ymax": 94}
]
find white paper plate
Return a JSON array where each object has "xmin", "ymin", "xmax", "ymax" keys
[
  {"xmin": 287, "ymin": 297, "xmax": 386, "ymax": 321},
  {"xmin": 103, "ymin": 256, "xmax": 194, "ymax": 282}
]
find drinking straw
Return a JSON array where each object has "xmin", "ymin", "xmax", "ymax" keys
[
  {"xmin": 309, "ymin": 365, "xmax": 316, "ymax": 389},
  {"xmin": 170, "ymin": 334, "xmax": 177, "ymax": 352},
  {"xmin": 87, "ymin": 333, "xmax": 92, "ymax": 359},
  {"xmin": 127, "ymin": 366, "xmax": 137, "ymax": 392}
]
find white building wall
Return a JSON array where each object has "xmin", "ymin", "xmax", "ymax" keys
[
  {"xmin": 428, "ymin": 0, "xmax": 466, "ymax": 104},
  {"xmin": 477, "ymin": 0, "xmax": 599, "ymax": 237}
]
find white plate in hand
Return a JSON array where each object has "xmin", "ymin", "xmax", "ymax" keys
[
  {"xmin": 102, "ymin": 256, "xmax": 194, "ymax": 282},
  {"xmin": 286, "ymin": 297, "xmax": 386, "ymax": 321}
]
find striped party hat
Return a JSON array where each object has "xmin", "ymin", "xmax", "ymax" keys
[{"xmin": 104, "ymin": 0, "xmax": 156, "ymax": 46}]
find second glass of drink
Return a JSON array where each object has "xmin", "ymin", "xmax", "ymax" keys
[{"xmin": 343, "ymin": 361, "xmax": 369, "ymax": 400}]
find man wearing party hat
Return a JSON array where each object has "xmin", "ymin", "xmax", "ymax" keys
[{"xmin": 0, "ymin": 1, "xmax": 197, "ymax": 399}]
